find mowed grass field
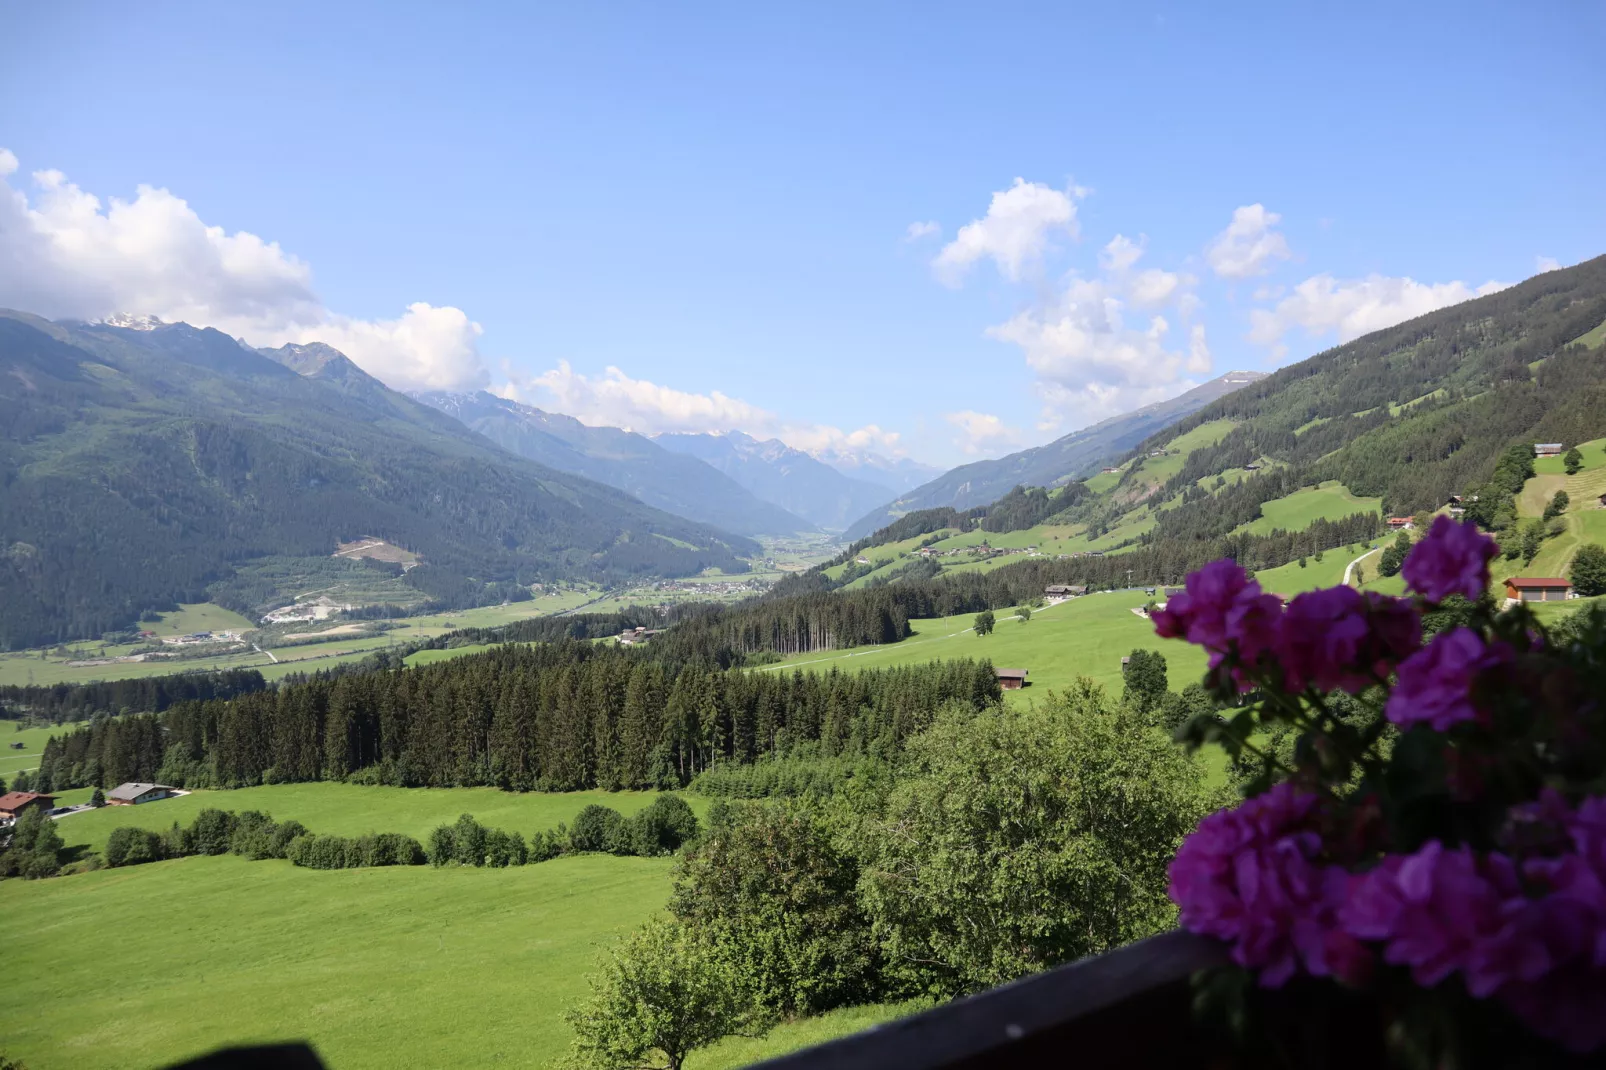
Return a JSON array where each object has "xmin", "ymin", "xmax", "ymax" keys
[
  {"xmin": 1, "ymin": 721, "xmax": 91, "ymax": 779},
  {"xmin": 1251, "ymin": 542, "xmax": 1383, "ymax": 597},
  {"xmin": 1235, "ymin": 481, "xmax": 1381, "ymax": 537},
  {"xmin": 52, "ymin": 782, "xmax": 705, "ymax": 856},
  {"xmin": 0, "ymin": 852, "xmax": 675, "ymax": 1070},
  {"xmin": 761, "ymin": 588, "xmax": 1210, "ymax": 697},
  {"xmin": 2, "ymin": 779, "xmax": 903, "ymax": 1070}
]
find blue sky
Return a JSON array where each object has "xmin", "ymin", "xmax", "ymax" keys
[{"xmin": 2, "ymin": 1, "xmax": 1602, "ymax": 467}]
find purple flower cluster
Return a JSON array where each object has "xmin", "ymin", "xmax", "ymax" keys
[
  {"xmin": 1385, "ymin": 627, "xmax": 1512, "ymax": 731},
  {"xmin": 1173, "ymin": 791, "xmax": 1606, "ymax": 1053},
  {"xmin": 1159, "ymin": 518, "xmax": 1606, "ymax": 1052},
  {"xmin": 1168, "ymin": 784, "xmax": 1369, "ymax": 985},
  {"xmin": 1281, "ymin": 586, "xmax": 1420, "ymax": 694},
  {"xmin": 1153, "ymin": 561, "xmax": 1419, "ymax": 693},
  {"xmin": 1402, "ymin": 516, "xmax": 1499, "ymax": 603}
]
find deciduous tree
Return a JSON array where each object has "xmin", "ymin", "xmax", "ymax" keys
[{"xmin": 564, "ymin": 919, "xmax": 766, "ymax": 1070}]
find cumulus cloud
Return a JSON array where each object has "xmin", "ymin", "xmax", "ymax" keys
[
  {"xmin": 904, "ymin": 220, "xmax": 940, "ymax": 242},
  {"xmin": 944, "ymin": 410, "xmax": 1023, "ymax": 457},
  {"xmin": 1248, "ymin": 272, "xmax": 1510, "ymax": 358},
  {"xmin": 1535, "ymin": 255, "xmax": 1562, "ymax": 273},
  {"xmin": 0, "ymin": 150, "xmax": 488, "ymax": 391},
  {"xmin": 1206, "ymin": 204, "xmax": 1292, "ymax": 279},
  {"xmin": 1099, "ymin": 233, "xmax": 1145, "ymax": 274},
  {"xmin": 975, "ymin": 222, "xmax": 1209, "ymax": 430},
  {"xmin": 933, "ymin": 178, "xmax": 1085, "ymax": 285},
  {"xmin": 500, "ymin": 361, "xmax": 906, "ymax": 459}
]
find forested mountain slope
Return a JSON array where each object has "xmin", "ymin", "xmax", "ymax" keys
[
  {"xmin": 1101, "ymin": 254, "xmax": 1606, "ymax": 537},
  {"xmin": 697, "ymin": 258, "xmax": 1606, "ymax": 664},
  {"xmin": 655, "ymin": 430, "xmax": 893, "ymax": 531},
  {"xmin": 0, "ymin": 313, "xmax": 757, "ymax": 650},
  {"xmin": 415, "ymin": 391, "xmax": 814, "ymax": 537},
  {"xmin": 844, "ymin": 370, "xmax": 1266, "ymax": 539}
]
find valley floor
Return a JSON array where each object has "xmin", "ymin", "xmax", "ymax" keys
[{"xmin": 0, "ymin": 780, "xmax": 905, "ymax": 1070}]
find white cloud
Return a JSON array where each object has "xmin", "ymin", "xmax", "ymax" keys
[
  {"xmin": 904, "ymin": 220, "xmax": 940, "ymax": 242},
  {"xmin": 499, "ymin": 361, "xmax": 906, "ymax": 459},
  {"xmin": 1536, "ymin": 255, "xmax": 1562, "ymax": 273},
  {"xmin": 933, "ymin": 178, "xmax": 1085, "ymax": 285},
  {"xmin": 1100, "ymin": 233, "xmax": 1144, "ymax": 273},
  {"xmin": 1248, "ymin": 272, "xmax": 1510, "ymax": 357},
  {"xmin": 970, "ymin": 218, "xmax": 1209, "ymax": 431},
  {"xmin": 944, "ymin": 410, "xmax": 1023, "ymax": 457},
  {"xmin": 989, "ymin": 271, "xmax": 1211, "ymax": 431},
  {"xmin": 1206, "ymin": 204, "xmax": 1292, "ymax": 279},
  {"xmin": 0, "ymin": 150, "xmax": 488, "ymax": 391}
]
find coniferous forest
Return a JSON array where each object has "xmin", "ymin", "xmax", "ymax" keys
[{"xmin": 31, "ymin": 644, "xmax": 1002, "ymax": 794}]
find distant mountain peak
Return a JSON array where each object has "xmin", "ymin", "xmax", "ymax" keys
[{"xmin": 99, "ymin": 312, "xmax": 165, "ymax": 331}]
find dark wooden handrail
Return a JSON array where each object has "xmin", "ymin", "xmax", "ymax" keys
[{"xmin": 749, "ymin": 930, "xmax": 1232, "ymax": 1070}]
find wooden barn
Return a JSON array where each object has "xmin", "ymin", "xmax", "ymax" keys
[
  {"xmin": 0, "ymin": 791, "xmax": 56, "ymax": 821},
  {"xmin": 995, "ymin": 668, "xmax": 1029, "ymax": 691},
  {"xmin": 1504, "ymin": 577, "xmax": 1572, "ymax": 602}
]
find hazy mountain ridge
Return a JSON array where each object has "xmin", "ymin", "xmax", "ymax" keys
[
  {"xmin": 654, "ymin": 430, "xmax": 894, "ymax": 531},
  {"xmin": 0, "ymin": 312, "xmax": 757, "ymax": 649},
  {"xmin": 414, "ymin": 390, "xmax": 815, "ymax": 536},
  {"xmin": 844, "ymin": 370, "xmax": 1267, "ymax": 540}
]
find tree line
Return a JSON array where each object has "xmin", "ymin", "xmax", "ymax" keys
[
  {"xmin": 31, "ymin": 645, "xmax": 1002, "ymax": 794},
  {"xmin": 0, "ymin": 669, "xmax": 266, "ymax": 724}
]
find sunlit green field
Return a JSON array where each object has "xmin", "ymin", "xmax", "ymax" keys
[
  {"xmin": 1235, "ymin": 480, "xmax": 1381, "ymax": 537},
  {"xmin": 761, "ymin": 588, "xmax": 1210, "ymax": 697},
  {"xmin": 0, "ymin": 779, "xmax": 895, "ymax": 1070},
  {"xmin": 0, "ymin": 721, "xmax": 91, "ymax": 780},
  {"xmin": 1252, "ymin": 542, "xmax": 1382, "ymax": 597},
  {"xmin": 0, "ymin": 852, "xmax": 674, "ymax": 1070},
  {"xmin": 52, "ymin": 781, "xmax": 705, "ymax": 856}
]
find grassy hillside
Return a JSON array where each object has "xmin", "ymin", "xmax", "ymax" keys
[
  {"xmin": 761, "ymin": 589, "xmax": 1209, "ymax": 697},
  {"xmin": 1236, "ymin": 481, "xmax": 1382, "ymax": 536},
  {"xmin": 1506, "ymin": 436, "xmax": 1606, "ymax": 580}
]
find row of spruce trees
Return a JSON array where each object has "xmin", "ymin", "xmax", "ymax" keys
[{"xmin": 32, "ymin": 645, "xmax": 1001, "ymax": 794}]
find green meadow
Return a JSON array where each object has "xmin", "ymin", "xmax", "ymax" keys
[
  {"xmin": 762, "ymin": 588, "xmax": 1210, "ymax": 697},
  {"xmin": 0, "ymin": 852, "xmax": 674, "ymax": 1070},
  {"xmin": 51, "ymin": 782, "xmax": 704, "ymax": 856},
  {"xmin": 0, "ymin": 780, "xmax": 902, "ymax": 1070},
  {"xmin": 1235, "ymin": 480, "xmax": 1381, "ymax": 537}
]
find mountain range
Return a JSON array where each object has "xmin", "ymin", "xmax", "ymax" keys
[
  {"xmin": 843, "ymin": 370, "xmax": 1268, "ymax": 539},
  {"xmin": 414, "ymin": 391, "xmax": 814, "ymax": 537},
  {"xmin": 654, "ymin": 430, "xmax": 895, "ymax": 531},
  {"xmin": 0, "ymin": 312, "xmax": 756, "ymax": 649}
]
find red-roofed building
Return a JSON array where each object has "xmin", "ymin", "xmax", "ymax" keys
[
  {"xmin": 0, "ymin": 791, "xmax": 56, "ymax": 821},
  {"xmin": 1387, "ymin": 517, "xmax": 1414, "ymax": 529},
  {"xmin": 1504, "ymin": 577, "xmax": 1572, "ymax": 603}
]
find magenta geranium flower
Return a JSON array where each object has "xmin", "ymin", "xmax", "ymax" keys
[
  {"xmin": 1153, "ymin": 561, "xmax": 1289, "ymax": 689},
  {"xmin": 1401, "ymin": 516, "xmax": 1498, "ymax": 603},
  {"xmin": 1169, "ymin": 784, "xmax": 1366, "ymax": 985},
  {"xmin": 1385, "ymin": 627, "xmax": 1511, "ymax": 731},
  {"xmin": 1339, "ymin": 842, "xmax": 1547, "ymax": 995},
  {"xmin": 1153, "ymin": 559, "xmax": 1258, "ymax": 649},
  {"xmin": 1280, "ymin": 587, "xmax": 1420, "ymax": 693}
]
